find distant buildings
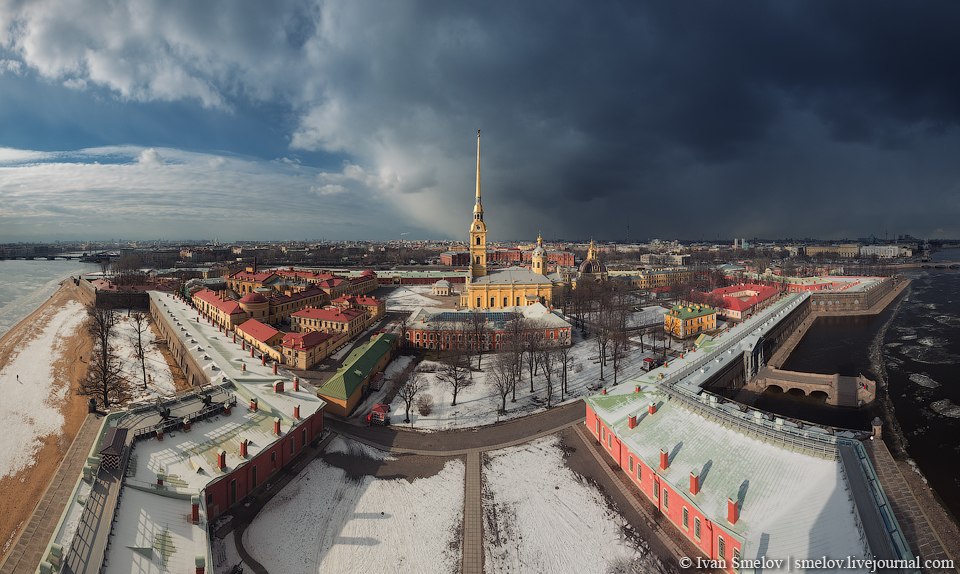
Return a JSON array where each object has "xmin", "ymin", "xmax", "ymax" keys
[
  {"xmin": 404, "ymin": 302, "xmax": 572, "ymax": 351},
  {"xmin": 694, "ymin": 284, "xmax": 779, "ymax": 322}
]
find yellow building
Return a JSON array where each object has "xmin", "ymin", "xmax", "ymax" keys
[
  {"xmin": 664, "ymin": 304, "xmax": 717, "ymax": 339},
  {"xmin": 460, "ymin": 131, "xmax": 564, "ymax": 310}
]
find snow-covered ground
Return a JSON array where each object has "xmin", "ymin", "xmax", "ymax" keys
[
  {"xmin": 483, "ymin": 436, "xmax": 664, "ymax": 574},
  {"xmin": 0, "ymin": 300, "xmax": 86, "ymax": 478},
  {"xmin": 353, "ymin": 355, "xmax": 414, "ymax": 417},
  {"xmin": 384, "ymin": 285, "xmax": 449, "ymax": 311},
  {"xmin": 113, "ymin": 313, "xmax": 177, "ymax": 400},
  {"xmin": 386, "ymin": 331, "xmax": 664, "ymax": 430},
  {"xmin": 244, "ymin": 437, "xmax": 464, "ymax": 573}
]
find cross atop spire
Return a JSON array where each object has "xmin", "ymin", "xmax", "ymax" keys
[{"xmin": 537, "ymin": 231, "xmax": 543, "ymax": 247}]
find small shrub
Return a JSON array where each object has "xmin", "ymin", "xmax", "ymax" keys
[{"xmin": 416, "ymin": 394, "xmax": 434, "ymax": 416}]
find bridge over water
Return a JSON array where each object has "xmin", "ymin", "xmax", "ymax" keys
[{"xmin": 748, "ymin": 365, "xmax": 875, "ymax": 407}]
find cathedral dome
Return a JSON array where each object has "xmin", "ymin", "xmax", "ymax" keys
[{"xmin": 578, "ymin": 258, "xmax": 607, "ymax": 275}]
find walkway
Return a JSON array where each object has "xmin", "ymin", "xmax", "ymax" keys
[
  {"xmin": 0, "ymin": 414, "xmax": 102, "ymax": 574},
  {"xmin": 461, "ymin": 451, "xmax": 483, "ymax": 574},
  {"xmin": 325, "ymin": 399, "xmax": 585, "ymax": 455},
  {"xmin": 865, "ymin": 439, "xmax": 957, "ymax": 568}
]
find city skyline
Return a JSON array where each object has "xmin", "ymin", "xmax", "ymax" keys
[{"xmin": 2, "ymin": 2, "xmax": 960, "ymax": 242}]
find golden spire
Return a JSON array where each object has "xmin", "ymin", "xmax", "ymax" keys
[
  {"xmin": 588, "ymin": 239, "xmax": 595, "ymax": 260},
  {"xmin": 473, "ymin": 129, "xmax": 482, "ymax": 217},
  {"xmin": 537, "ymin": 230, "xmax": 543, "ymax": 247}
]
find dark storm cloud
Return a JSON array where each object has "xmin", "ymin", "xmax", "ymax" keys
[{"xmin": 2, "ymin": 1, "xmax": 959, "ymax": 240}]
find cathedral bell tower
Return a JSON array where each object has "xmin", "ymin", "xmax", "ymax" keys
[
  {"xmin": 532, "ymin": 232, "xmax": 547, "ymax": 276},
  {"xmin": 469, "ymin": 129, "xmax": 487, "ymax": 278}
]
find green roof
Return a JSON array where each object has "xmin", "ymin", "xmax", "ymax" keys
[
  {"xmin": 668, "ymin": 304, "xmax": 715, "ymax": 320},
  {"xmin": 317, "ymin": 333, "xmax": 397, "ymax": 401}
]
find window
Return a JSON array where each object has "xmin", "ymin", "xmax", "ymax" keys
[
  {"xmin": 637, "ymin": 464, "xmax": 642, "ymax": 481},
  {"xmin": 476, "ymin": 236, "xmax": 481, "ymax": 245},
  {"xmin": 682, "ymin": 507, "xmax": 689, "ymax": 529},
  {"xmin": 607, "ymin": 434, "xmax": 611, "ymax": 448},
  {"xmin": 252, "ymin": 465, "xmax": 258, "ymax": 489},
  {"xmin": 629, "ymin": 458, "xmax": 634, "ymax": 472},
  {"xmin": 271, "ymin": 451, "xmax": 277, "ymax": 469},
  {"xmin": 653, "ymin": 481, "xmax": 660, "ymax": 500},
  {"xmin": 663, "ymin": 489, "xmax": 669, "ymax": 509},
  {"xmin": 302, "ymin": 429, "xmax": 308, "ymax": 449},
  {"xmin": 601, "ymin": 427, "xmax": 605, "ymax": 441},
  {"xmin": 733, "ymin": 548, "xmax": 740, "ymax": 564},
  {"xmin": 503, "ymin": 297, "xmax": 508, "ymax": 307},
  {"xmin": 490, "ymin": 297, "xmax": 495, "ymax": 307},
  {"xmin": 694, "ymin": 517, "xmax": 701, "ymax": 540},
  {"xmin": 718, "ymin": 536, "xmax": 725, "ymax": 559},
  {"xmin": 596, "ymin": 420, "xmax": 600, "ymax": 436}
]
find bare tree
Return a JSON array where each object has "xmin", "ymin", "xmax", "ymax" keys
[
  {"xmin": 488, "ymin": 353, "xmax": 518, "ymax": 415},
  {"xmin": 397, "ymin": 313, "xmax": 410, "ymax": 349},
  {"xmin": 396, "ymin": 371, "xmax": 425, "ymax": 423},
  {"xmin": 538, "ymin": 345, "xmax": 561, "ymax": 408},
  {"xmin": 557, "ymin": 343, "xmax": 573, "ymax": 399},
  {"xmin": 79, "ymin": 306, "xmax": 128, "ymax": 408},
  {"xmin": 504, "ymin": 316, "xmax": 527, "ymax": 402},
  {"xmin": 609, "ymin": 289, "xmax": 632, "ymax": 386},
  {"xmin": 438, "ymin": 345, "xmax": 471, "ymax": 406},
  {"xmin": 523, "ymin": 322, "xmax": 544, "ymax": 393},
  {"xmin": 468, "ymin": 310, "xmax": 489, "ymax": 370},
  {"xmin": 594, "ymin": 287, "xmax": 614, "ymax": 381},
  {"xmin": 130, "ymin": 312, "xmax": 149, "ymax": 390}
]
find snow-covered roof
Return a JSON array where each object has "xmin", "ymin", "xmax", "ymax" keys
[
  {"xmin": 469, "ymin": 266, "xmax": 553, "ymax": 285},
  {"xmin": 587, "ymin": 386, "xmax": 868, "ymax": 566},
  {"xmin": 102, "ymin": 489, "xmax": 206, "ymax": 574},
  {"xmin": 141, "ymin": 291, "xmax": 327, "ymax": 493}
]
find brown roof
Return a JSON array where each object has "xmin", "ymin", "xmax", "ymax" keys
[{"xmin": 99, "ymin": 427, "xmax": 128, "ymax": 457}]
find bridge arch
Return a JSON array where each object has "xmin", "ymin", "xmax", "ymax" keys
[
  {"xmin": 786, "ymin": 387, "xmax": 806, "ymax": 397},
  {"xmin": 764, "ymin": 384, "xmax": 784, "ymax": 394},
  {"xmin": 809, "ymin": 390, "xmax": 829, "ymax": 402}
]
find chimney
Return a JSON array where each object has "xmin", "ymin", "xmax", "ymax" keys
[
  {"xmin": 223, "ymin": 402, "xmax": 232, "ymax": 415},
  {"xmin": 727, "ymin": 498, "xmax": 739, "ymax": 524},
  {"xmin": 233, "ymin": 332, "xmax": 237, "ymax": 344},
  {"xmin": 261, "ymin": 354, "xmax": 267, "ymax": 366},
  {"xmin": 659, "ymin": 449, "xmax": 669, "ymax": 470},
  {"xmin": 156, "ymin": 429, "xmax": 164, "ymax": 441},
  {"xmin": 272, "ymin": 362, "xmax": 278, "ymax": 375},
  {"xmin": 241, "ymin": 340, "xmax": 246, "ymax": 350},
  {"xmin": 601, "ymin": 388, "xmax": 607, "ymax": 395},
  {"xmin": 273, "ymin": 380, "xmax": 284, "ymax": 393},
  {"xmin": 690, "ymin": 471, "xmax": 700, "ymax": 495},
  {"xmin": 241, "ymin": 363, "xmax": 246, "ymax": 372},
  {"xmin": 191, "ymin": 495, "xmax": 200, "ymax": 523},
  {"xmin": 634, "ymin": 385, "xmax": 640, "ymax": 393},
  {"xmin": 240, "ymin": 439, "xmax": 248, "ymax": 458},
  {"xmin": 627, "ymin": 415, "xmax": 637, "ymax": 429},
  {"xmin": 274, "ymin": 418, "xmax": 282, "ymax": 435},
  {"xmin": 249, "ymin": 346, "xmax": 255, "ymax": 357},
  {"xmin": 217, "ymin": 450, "xmax": 227, "ymax": 471},
  {"xmin": 293, "ymin": 377, "xmax": 300, "ymax": 392},
  {"xmin": 249, "ymin": 398, "xmax": 258, "ymax": 412},
  {"xmin": 648, "ymin": 402, "xmax": 657, "ymax": 415},
  {"xmin": 182, "ymin": 417, "xmax": 191, "ymax": 432},
  {"xmin": 156, "ymin": 473, "xmax": 164, "ymax": 487},
  {"xmin": 196, "ymin": 556, "xmax": 206, "ymax": 574},
  {"xmin": 294, "ymin": 405, "xmax": 301, "ymax": 419}
]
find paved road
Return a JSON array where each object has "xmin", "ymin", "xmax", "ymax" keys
[{"xmin": 325, "ymin": 399, "xmax": 585, "ymax": 455}]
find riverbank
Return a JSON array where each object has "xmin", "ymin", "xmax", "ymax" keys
[{"xmin": 0, "ymin": 281, "xmax": 93, "ymax": 561}]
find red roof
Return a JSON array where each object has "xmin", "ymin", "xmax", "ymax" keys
[
  {"xmin": 239, "ymin": 292, "xmax": 268, "ymax": 304},
  {"xmin": 237, "ymin": 319, "xmax": 280, "ymax": 344},
  {"xmin": 271, "ymin": 287, "xmax": 326, "ymax": 305},
  {"xmin": 230, "ymin": 271, "xmax": 277, "ymax": 283},
  {"xmin": 317, "ymin": 278, "xmax": 346, "ymax": 289},
  {"xmin": 291, "ymin": 306, "xmax": 365, "ymax": 323},
  {"xmin": 701, "ymin": 283, "xmax": 779, "ymax": 313},
  {"xmin": 281, "ymin": 330, "xmax": 336, "ymax": 350},
  {"xmin": 193, "ymin": 289, "xmax": 243, "ymax": 315}
]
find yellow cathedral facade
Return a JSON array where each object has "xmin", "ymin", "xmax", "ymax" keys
[{"xmin": 460, "ymin": 130, "xmax": 565, "ymax": 310}]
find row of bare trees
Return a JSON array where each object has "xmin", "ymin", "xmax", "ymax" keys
[{"xmin": 78, "ymin": 305, "xmax": 151, "ymax": 410}]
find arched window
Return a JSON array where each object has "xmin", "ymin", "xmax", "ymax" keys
[
  {"xmin": 475, "ymin": 256, "xmax": 480, "ymax": 264},
  {"xmin": 476, "ymin": 236, "xmax": 481, "ymax": 245}
]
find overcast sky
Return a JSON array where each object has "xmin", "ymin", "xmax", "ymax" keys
[{"xmin": 2, "ymin": 1, "xmax": 959, "ymax": 242}]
